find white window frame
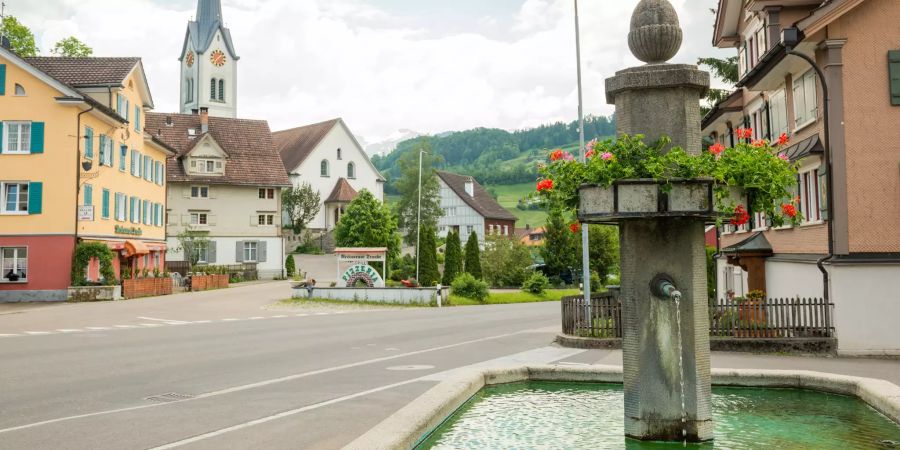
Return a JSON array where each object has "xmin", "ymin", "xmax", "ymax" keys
[
  {"xmin": 793, "ymin": 70, "xmax": 818, "ymax": 130},
  {"xmin": 320, "ymin": 160, "xmax": 330, "ymax": 177},
  {"xmin": 190, "ymin": 212, "xmax": 209, "ymax": 226},
  {"xmin": 1, "ymin": 247, "xmax": 28, "ymax": 283},
  {"xmin": 257, "ymin": 214, "xmax": 275, "ymax": 226},
  {"xmin": 347, "ymin": 162, "xmax": 356, "ymax": 179},
  {"xmin": 115, "ymin": 193, "xmax": 127, "ymax": 222},
  {"xmin": 1, "ymin": 182, "xmax": 29, "ymax": 214},
  {"xmin": 799, "ymin": 164, "xmax": 823, "ymax": 225},
  {"xmin": 3, "ymin": 121, "xmax": 31, "ymax": 154},
  {"xmin": 769, "ymin": 88, "xmax": 789, "ymax": 138},
  {"xmin": 195, "ymin": 241, "xmax": 209, "ymax": 264},
  {"xmin": 243, "ymin": 241, "xmax": 258, "ymax": 262},
  {"xmin": 191, "ymin": 186, "xmax": 210, "ymax": 198}
]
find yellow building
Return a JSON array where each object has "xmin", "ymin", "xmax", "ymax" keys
[{"xmin": 0, "ymin": 47, "xmax": 173, "ymax": 301}]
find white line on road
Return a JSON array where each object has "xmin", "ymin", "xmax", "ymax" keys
[
  {"xmin": 221, "ymin": 318, "xmax": 240, "ymax": 322},
  {"xmin": 24, "ymin": 331, "xmax": 52, "ymax": 335},
  {"xmin": 0, "ymin": 329, "xmax": 533, "ymax": 435},
  {"xmin": 137, "ymin": 317, "xmax": 191, "ymax": 325},
  {"xmin": 192, "ymin": 320, "xmax": 213, "ymax": 324},
  {"xmin": 248, "ymin": 317, "xmax": 265, "ymax": 320},
  {"xmin": 140, "ymin": 324, "xmax": 164, "ymax": 328},
  {"xmin": 56, "ymin": 329, "xmax": 84, "ymax": 333},
  {"xmin": 0, "ymin": 334, "xmax": 21, "ymax": 337},
  {"xmin": 85, "ymin": 327, "xmax": 112, "ymax": 331},
  {"xmin": 114, "ymin": 325, "xmax": 138, "ymax": 329},
  {"xmin": 270, "ymin": 315, "xmax": 288, "ymax": 319}
]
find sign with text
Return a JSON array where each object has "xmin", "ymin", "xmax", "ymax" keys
[
  {"xmin": 341, "ymin": 264, "xmax": 384, "ymax": 288},
  {"xmin": 115, "ymin": 225, "xmax": 143, "ymax": 236},
  {"xmin": 78, "ymin": 206, "xmax": 94, "ymax": 221}
]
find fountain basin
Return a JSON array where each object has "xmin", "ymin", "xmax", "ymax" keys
[{"xmin": 345, "ymin": 366, "xmax": 900, "ymax": 450}]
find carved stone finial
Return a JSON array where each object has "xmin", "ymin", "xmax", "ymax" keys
[{"xmin": 628, "ymin": 0, "xmax": 683, "ymax": 64}]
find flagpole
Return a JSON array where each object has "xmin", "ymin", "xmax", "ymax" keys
[{"xmin": 574, "ymin": 0, "xmax": 592, "ymax": 304}]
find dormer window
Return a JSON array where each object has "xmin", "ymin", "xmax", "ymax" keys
[{"xmin": 190, "ymin": 158, "xmax": 225, "ymax": 175}]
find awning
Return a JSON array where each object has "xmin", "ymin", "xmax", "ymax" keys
[
  {"xmin": 123, "ymin": 240, "xmax": 150, "ymax": 257},
  {"xmin": 782, "ymin": 135, "xmax": 824, "ymax": 162},
  {"xmin": 723, "ymin": 232, "xmax": 773, "ymax": 256}
]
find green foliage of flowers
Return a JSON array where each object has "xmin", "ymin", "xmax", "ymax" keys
[
  {"xmin": 71, "ymin": 242, "xmax": 116, "ymax": 286},
  {"xmin": 537, "ymin": 134, "xmax": 802, "ymax": 227}
]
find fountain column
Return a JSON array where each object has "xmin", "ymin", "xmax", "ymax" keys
[{"xmin": 604, "ymin": 0, "xmax": 713, "ymax": 442}]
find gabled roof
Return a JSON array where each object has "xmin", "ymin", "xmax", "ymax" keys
[
  {"xmin": 273, "ymin": 119, "xmax": 341, "ymax": 173},
  {"xmin": 24, "ymin": 56, "xmax": 154, "ymax": 108},
  {"xmin": 146, "ymin": 112, "xmax": 290, "ymax": 187},
  {"xmin": 436, "ymin": 171, "xmax": 518, "ymax": 222},
  {"xmin": 325, "ymin": 178, "xmax": 359, "ymax": 204}
]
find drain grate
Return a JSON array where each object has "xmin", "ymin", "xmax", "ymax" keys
[{"xmin": 144, "ymin": 392, "xmax": 195, "ymax": 403}]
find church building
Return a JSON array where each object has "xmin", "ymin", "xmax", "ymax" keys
[{"xmin": 179, "ymin": 0, "xmax": 239, "ymax": 118}]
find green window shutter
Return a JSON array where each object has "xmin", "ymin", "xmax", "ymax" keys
[
  {"xmin": 102, "ymin": 190, "xmax": 110, "ymax": 219},
  {"xmin": 0, "ymin": 64, "xmax": 6, "ymax": 96},
  {"xmin": 30, "ymin": 122, "xmax": 44, "ymax": 154},
  {"xmin": 27, "ymin": 182, "xmax": 42, "ymax": 214},
  {"xmin": 84, "ymin": 184, "xmax": 93, "ymax": 206},
  {"xmin": 890, "ymin": 51, "xmax": 900, "ymax": 106},
  {"xmin": 84, "ymin": 127, "xmax": 94, "ymax": 159}
]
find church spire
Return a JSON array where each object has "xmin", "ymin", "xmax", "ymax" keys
[{"xmin": 196, "ymin": 0, "xmax": 223, "ymax": 26}]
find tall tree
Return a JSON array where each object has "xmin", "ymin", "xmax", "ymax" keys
[
  {"xmin": 52, "ymin": 37, "xmax": 93, "ymax": 57},
  {"xmin": 417, "ymin": 225, "xmax": 440, "ymax": 287},
  {"xmin": 585, "ymin": 225, "xmax": 619, "ymax": 284},
  {"xmin": 698, "ymin": 56, "xmax": 739, "ymax": 116},
  {"xmin": 1, "ymin": 16, "xmax": 38, "ymax": 57},
  {"xmin": 464, "ymin": 231, "xmax": 482, "ymax": 280},
  {"xmin": 395, "ymin": 139, "xmax": 444, "ymax": 245},
  {"xmin": 541, "ymin": 207, "xmax": 580, "ymax": 278},
  {"xmin": 441, "ymin": 230, "xmax": 463, "ymax": 285},
  {"xmin": 334, "ymin": 189, "xmax": 401, "ymax": 264},
  {"xmin": 282, "ymin": 182, "xmax": 321, "ymax": 235}
]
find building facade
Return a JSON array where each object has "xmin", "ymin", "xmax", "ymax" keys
[
  {"xmin": 147, "ymin": 110, "xmax": 290, "ymax": 279},
  {"xmin": 179, "ymin": 0, "xmax": 238, "ymax": 118},
  {"xmin": 273, "ymin": 118, "xmax": 385, "ymax": 233},
  {"xmin": 436, "ymin": 171, "xmax": 517, "ymax": 244},
  {"xmin": 705, "ymin": 0, "xmax": 900, "ymax": 355},
  {"xmin": 0, "ymin": 50, "xmax": 172, "ymax": 301}
]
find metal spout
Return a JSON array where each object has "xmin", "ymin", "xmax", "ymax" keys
[{"xmin": 651, "ymin": 274, "xmax": 681, "ymax": 301}]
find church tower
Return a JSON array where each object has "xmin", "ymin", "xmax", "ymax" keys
[{"xmin": 179, "ymin": 0, "xmax": 239, "ymax": 118}]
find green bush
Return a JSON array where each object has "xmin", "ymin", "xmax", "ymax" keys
[
  {"xmin": 285, "ymin": 255, "xmax": 296, "ymax": 278},
  {"xmin": 521, "ymin": 272, "xmax": 549, "ymax": 295},
  {"xmin": 451, "ymin": 273, "xmax": 489, "ymax": 303},
  {"xmin": 482, "ymin": 235, "xmax": 533, "ymax": 288},
  {"xmin": 71, "ymin": 242, "xmax": 116, "ymax": 286}
]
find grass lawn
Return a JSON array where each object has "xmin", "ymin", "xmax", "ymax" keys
[
  {"xmin": 487, "ymin": 182, "xmax": 548, "ymax": 229},
  {"xmin": 279, "ymin": 298, "xmax": 420, "ymax": 308},
  {"xmin": 450, "ymin": 289, "xmax": 580, "ymax": 306}
]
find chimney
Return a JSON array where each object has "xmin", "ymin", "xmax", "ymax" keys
[
  {"xmin": 165, "ymin": 115, "xmax": 173, "ymax": 127},
  {"xmin": 464, "ymin": 177, "xmax": 475, "ymax": 198},
  {"xmin": 200, "ymin": 107, "xmax": 209, "ymax": 134}
]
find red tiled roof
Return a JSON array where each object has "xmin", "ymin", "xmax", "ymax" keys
[
  {"xmin": 145, "ymin": 112, "xmax": 291, "ymax": 187},
  {"xmin": 24, "ymin": 57, "xmax": 140, "ymax": 87},
  {"xmin": 272, "ymin": 119, "xmax": 340, "ymax": 173},
  {"xmin": 436, "ymin": 171, "xmax": 518, "ymax": 222},
  {"xmin": 325, "ymin": 178, "xmax": 359, "ymax": 203}
]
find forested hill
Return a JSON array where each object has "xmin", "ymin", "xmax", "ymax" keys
[{"xmin": 373, "ymin": 115, "xmax": 616, "ymax": 194}]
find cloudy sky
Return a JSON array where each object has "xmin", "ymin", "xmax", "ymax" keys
[{"xmin": 10, "ymin": 0, "xmax": 730, "ymax": 143}]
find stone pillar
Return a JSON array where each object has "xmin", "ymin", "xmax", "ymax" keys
[{"xmin": 605, "ymin": 0, "xmax": 713, "ymax": 442}]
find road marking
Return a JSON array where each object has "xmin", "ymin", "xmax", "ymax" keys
[
  {"xmin": 149, "ymin": 379, "xmax": 422, "ymax": 449},
  {"xmin": 140, "ymin": 324, "xmax": 164, "ymax": 328},
  {"xmin": 0, "ymin": 334, "xmax": 21, "ymax": 337},
  {"xmin": 85, "ymin": 327, "xmax": 112, "ymax": 331},
  {"xmin": 114, "ymin": 325, "xmax": 138, "ymax": 329},
  {"xmin": 270, "ymin": 315, "xmax": 288, "ymax": 319},
  {"xmin": 192, "ymin": 320, "xmax": 212, "ymax": 324},
  {"xmin": 248, "ymin": 317, "xmax": 265, "ymax": 320},
  {"xmin": 24, "ymin": 331, "xmax": 52, "ymax": 335},
  {"xmin": 56, "ymin": 329, "xmax": 83, "ymax": 333},
  {"xmin": 221, "ymin": 318, "xmax": 240, "ymax": 322},
  {"xmin": 0, "ymin": 329, "xmax": 532, "ymax": 435},
  {"xmin": 137, "ymin": 317, "xmax": 191, "ymax": 325}
]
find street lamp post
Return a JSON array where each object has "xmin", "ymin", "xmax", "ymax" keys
[
  {"xmin": 782, "ymin": 27, "xmax": 835, "ymax": 308},
  {"xmin": 415, "ymin": 149, "xmax": 426, "ymax": 283},
  {"xmin": 574, "ymin": 0, "xmax": 592, "ymax": 303}
]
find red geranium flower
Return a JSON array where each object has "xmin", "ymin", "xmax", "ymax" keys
[
  {"xmin": 777, "ymin": 133, "xmax": 790, "ymax": 146},
  {"xmin": 730, "ymin": 204, "xmax": 750, "ymax": 226},
  {"xmin": 569, "ymin": 223, "xmax": 581, "ymax": 233},
  {"xmin": 781, "ymin": 203, "xmax": 797, "ymax": 218},
  {"xmin": 536, "ymin": 179, "xmax": 554, "ymax": 192},
  {"xmin": 735, "ymin": 128, "xmax": 754, "ymax": 140},
  {"xmin": 708, "ymin": 142, "xmax": 725, "ymax": 156},
  {"xmin": 550, "ymin": 149, "xmax": 564, "ymax": 162},
  {"xmin": 586, "ymin": 149, "xmax": 595, "ymax": 159},
  {"xmin": 751, "ymin": 139, "xmax": 767, "ymax": 148}
]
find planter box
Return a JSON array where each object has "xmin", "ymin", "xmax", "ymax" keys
[
  {"xmin": 68, "ymin": 285, "xmax": 122, "ymax": 302},
  {"xmin": 579, "ymin": 179, "xmax": 743, "ymax": 223},
  {"xmin": 123, "ymin": 278, "xmax": 173, "ymax": 300},
  {"xmin": 191, "ymin": 274, "xmax": 229, "ymax": 292}
]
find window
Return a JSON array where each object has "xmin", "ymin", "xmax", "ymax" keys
[
  {"xmin": 749, "ymin": 107, "xmax": 767, "ymax": 140},
  {"xmin": 503, "ymin": 225, "xmax": 509, "ymax": 236},
  {"xmin": 799, "ymin": 167, "xmax": 823, "ymax": 223},
  {"xmin": 156, "ymin": 162, "xmax": 164, "ymax": 186},
  {"xmin": 134, "ymin": 106, "xmax": 141, "ymax": 132},
  {"xmin": 320, "ymin": 160, "xmax": 330, "ymax": 177},
  {"xmin": 131, "ymin": 150, "xmax": 139, "ymax": 176},
  {"xmin": 755, "ymin": 27, "xmax": 767, "ymax": 63},
  {"xmin": 243, "ymin": 241, "xmax": 258, "ymax": 262},
  {"xmin": 347, "ymin": 162, "xmax": 356, "ymax": 179},
  {"xmin": 466, "ymin": 225, "xmax": 474, "ymax": 235},
  {"xmin": 210, "ymin": 78, "xmax": 217, "ymax": 100},
  {"xmin": 98, "ymin": 135, "xmax": 114, "ymax": 167},
  {"xmin": 115, "ymin": 193, "xmax": 126, "ymax": 221},
  {"xmin": 337, "ymin": 148, "xmax": 342, "ymax": 160},
  {"xmin": 1, "ymin": 247, "xmax": 27, "ymax": 282},
  {"xmin": 102, "ymin": 189, "xmax": 110, "ymax": 219},
  {"xmin": 83, "ymin": 184, "xmax": 93, "ymax": 206},
  {"xmin": 14, "ymin": 84, "xmax": 25, "ymax": 96},
  {"xmin": 144, "ymin": 156, "xmax": 153, "ymax": 182},
  {"xmin": 890, "ymin": 50, "xmax": 900, "ymax": 106},
  {"xmin": 191, "ymin": 186, "xmax": 209, "ymax": 198},
  {"xmin": 195, "ymin": 241, "xmax": 209, "ymax": 264},
  {"xmin": 793, "ymin": 70, "xmax": 818, "ymax": 128},
  {"xmin": 143, "ymin": 200, "xmax": 150, "ymax": 225},
  {"xmin": 769, "ymin": 89, "xmax": 788, "ymax": 138},
  {"xmin": 2, "ymin": 122, "xmax": 31, "ymax": 154},
  {"xmin": 259, "ymin": 188, "xmax": 275, "ymax": 199},
  {"xmin": 218, "ymin": 79, "xmax": 224, "ymax": 101},
  {"xmin": 258, "ymin": 214, "xmax": 275, "ymax": 226},
  {"xmin": 2, "ymin": 183, "xmax": 28, "ymax": 213},
  {"xmin": 191, "ymin": 212, "xmax": 208, "ymax": 225}
]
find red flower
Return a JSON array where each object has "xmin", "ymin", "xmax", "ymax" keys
[
  {"xmin": 730, "ymin": 204, "xmax": 750, "ymax": 226},
  {"xmin": 751, "ymin": 139, "xmax": 767, "ymax": 148},
  {"xmin": 781, "ymin": 203, "xmax": 797, "ymax": 218},
  {"xmin": 550, "ymin": 149, "xmax": 564, "ymax": 161},
  {"xmin": 569, "ymin": 223, "xmax": 581, "ymax": 233},
  {"xmin": 586, "ymin": 149, "xmax": 595, "ymax": 159},
  {"xmin": 536, "ymin": 179, "xmax": 554, "ymax": 192},
  {"xmin": 735, "ymin": 128, "xmax": 754, "ymax": 140},
  {"xmin": 708, "ymin": 142, "xmax": 725, "ymax": 156},
  {"xmin": 777, "ymin": 133, "xmax": 790, "ymax": 146}
]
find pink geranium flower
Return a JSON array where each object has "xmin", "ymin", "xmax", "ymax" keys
[{"xmin": 601, "ymin": 152, "xmax": 615, "ymax": 161}]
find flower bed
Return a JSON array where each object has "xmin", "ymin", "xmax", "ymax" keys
[
  {"xmin": 123, "ymin": 277, "xmax": 173, "ymax": 299},
  {"xmin": 191, "ymin": 274, "xmax": 229, "ymax": 292}
]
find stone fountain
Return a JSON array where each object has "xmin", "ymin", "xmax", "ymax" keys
[{"xmin": 587, "ymin": 0, "xmax": 714, "ymax": 442}]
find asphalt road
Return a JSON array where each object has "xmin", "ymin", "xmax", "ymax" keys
[{"xmin": 2, "ymin": 283, "xmax": 899, "ymax": 449}]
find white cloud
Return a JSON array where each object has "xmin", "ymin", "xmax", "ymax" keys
[{"xmin": 10, "ymin": 0, "xmax": 730, "ymax": 142}]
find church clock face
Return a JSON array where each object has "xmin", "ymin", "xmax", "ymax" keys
[
  {"xmin": 210, "ymin": 50, "xmax": 226, "ymax": 67},
  {"xmin": 186, "ymin": 51, "xmax": 195, "ymax": 68}
]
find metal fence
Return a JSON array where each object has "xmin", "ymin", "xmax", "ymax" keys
[{"xmin": 562, "ymin": 295, "xmax": 834, "ymax": 339}]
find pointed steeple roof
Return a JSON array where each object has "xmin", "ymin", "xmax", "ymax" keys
[
  {"xmin": 196, "ymin": 0, "xmax": 223, "ymax": 25},
  {"xmin": 181, "ymin": 0, "xmax": 239, "ymax": 60}
]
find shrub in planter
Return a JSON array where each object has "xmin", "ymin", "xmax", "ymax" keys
[
  {"xmin": 521, "ymin": 272, "xmax": 550, "ymax": 295},
  {"xmin": 451, "ymin": 273, "xmax": 489, "ymax": 303}
]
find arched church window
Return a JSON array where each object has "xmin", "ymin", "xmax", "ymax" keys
[
  {"xmin": 218, "ymin": 79, "xmax": 225, "ymax": 101},
  {"xmin": 337, "ymin": 148, "xmax": 342, "ymax": 160},
  {"xmin": 348, "ymin": 162, "xmax": 356, "ymax": 179},
  {"xmin": 320, "ymin": 160, "xmax": 330, "ymax": 177},
  {"xmin": 210, "ymin": 78, "xmax": 217, "ymax": 100}
]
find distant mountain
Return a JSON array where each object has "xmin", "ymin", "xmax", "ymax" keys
[
  {"xmin": 372, "ymin": 115, "xmax": 616, "ymax": 194},
  {"xmin": 362, "ymin": 129, "xmax": 424, "ymax": 157}
]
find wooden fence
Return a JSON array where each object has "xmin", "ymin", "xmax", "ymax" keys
[{"xmin": 562, "ymin": 295, "xmax": 834, "ymax": 339}]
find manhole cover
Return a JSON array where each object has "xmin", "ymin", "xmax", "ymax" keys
[
  {"xmin": 144, "ymin": 392, "xmax": 195, "ymax": 403},
  {"xmin": 386, "ymin": 365, "xmax": 435, "ymax": 371}
]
